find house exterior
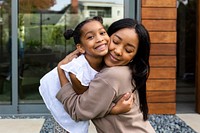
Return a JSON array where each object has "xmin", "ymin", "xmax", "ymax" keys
[
  {"xmin": 56, "ymin": 0, "xmax": 123, "ymax": 26},
  {"xmin": 142, "ymin": 0, "xmax": 199, "ymax": 114},
  {"xmin": 0, "ymin": 0, "xmax": 199, "ymax": 115},
  {"xmin": 78, "ymin": 0, "xmax": 123, "ymax": 25},
  {"xmin": 141, "ymin": 0, "xmax": 177, "ymax": 114}
]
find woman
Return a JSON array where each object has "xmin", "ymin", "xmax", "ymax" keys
[{"xmin": 56, "ymin": 18, "xmax": 155, "ymax": 133}]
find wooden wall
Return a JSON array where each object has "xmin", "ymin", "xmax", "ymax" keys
[{"xmin": 141, "ymin": 0, "xmax": 177, "ymax": 114}]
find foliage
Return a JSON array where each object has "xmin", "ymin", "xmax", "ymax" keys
[
  {"xmin": 51, "ymin": 25, "xmax": 64, "ymax": 45},
  {"xmin": 19, "ymin": 0, "xmax": 56, "ymax": 13},
  {"xmin": 26, "ymin": 40, "xmax": 41, "ymax": 47}
]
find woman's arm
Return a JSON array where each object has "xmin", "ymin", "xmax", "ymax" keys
[
  {"xmin": 57, "ymin": 50, "xmax": 134, "ymax": 119},
  {"xmin": 56, "ymin": 50, "xmax": 116, "ymax": 121},
  {"xmin": 56, "ymin": 75, "xmax": 116, "ymax": 121},
  {"xmin": 57, "ymin": 49, "xmax": 80, "ymax": 87}
]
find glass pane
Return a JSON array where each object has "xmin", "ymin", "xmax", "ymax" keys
[
  {"xmin": 18, "ymin": 0, "xmax": 124, "ymax": 103},
  {"xmin": 176, "ymin": 0, "xmax": 196, "ymax": 112},
  {"xmin": 0, "ymin": 0, "xmax": 12, "ymax": 105}
]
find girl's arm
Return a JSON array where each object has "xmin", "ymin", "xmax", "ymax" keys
[
  {"xmin": 110, "ymin": 92, "xmax": 134, "ymax": 115},
  {"xmin": 69, "ymin": 73, "xmax": 88, "ymax": 94},
  {"xmin": 57, "ymin": 49, "xmax": 88, "ymax": 94},
  {"xmin": 57, "ymin": 49, "xmax": 80, "ymax": 87}
]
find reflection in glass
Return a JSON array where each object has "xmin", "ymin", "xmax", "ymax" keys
[
  {"xmin": 17, "ymin": 0, "xmax": 123, "ymax": 103},
  {"xmin": 0, "ymin": 0, "xmax": 12, "ymax": 105}
]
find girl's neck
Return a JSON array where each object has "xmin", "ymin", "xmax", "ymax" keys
[{"xmin": 85, "ymin": 55, "xmax": 104, "ymax": 72}]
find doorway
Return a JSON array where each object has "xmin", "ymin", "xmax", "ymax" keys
[{"xmin": 176, "ymin": 0, "xmax": 196, "ymax": 113}]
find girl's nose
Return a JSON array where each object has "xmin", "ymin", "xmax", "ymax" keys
[{"xmin": 96, "ymin": 35, "xmax": 103, "ymax": 42}]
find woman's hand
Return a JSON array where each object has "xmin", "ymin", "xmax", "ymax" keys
[
  {"xmin": 58, "ymin": 49, "xmax": 80, "ymax": 67},
  {"xmin": 110, "ymin": 92, "xmax": 134, "ymax": 115},
  {"xmin": 57, "ymin": 49, "xmax": 81, "ymax": 87}
]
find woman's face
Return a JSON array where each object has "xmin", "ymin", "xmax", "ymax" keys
[{"xmin": 104, "ymin": 28, "xmax": 139, "ymax": 67}]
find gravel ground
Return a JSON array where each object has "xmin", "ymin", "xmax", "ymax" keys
[
  {"xmin": 149, "ymin": 115, "xmax": 197, "ymax": 133},
  {"xmin": 0, "ymin": 114, "xmax": 197, "ymax": 133}
]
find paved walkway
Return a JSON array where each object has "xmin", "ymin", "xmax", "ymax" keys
[
  {"xmin": 0, "ymin": 119, "xmax": 44, "ymax": 133},
  {"xmin": 176, "ymin": 113, "xmax": 200, "ymax": 132},
  {"xmin": 0, "ymin": 114, "xmax": 199, "ymax": 133}
]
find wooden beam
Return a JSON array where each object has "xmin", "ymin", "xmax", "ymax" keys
[
  {"xmin": 148, "ymin": 103, "xmax": 176, "ymax": 114},
  {"xmin": 142, "ymin": 20, "xmax": 176, "ymax": 31},
  {"xmin": 149, "ymin": 68, "xmax": 176, "ymax": 79},
  {"xmin": 147, "ymin": 79, "xmax": 176, "ymax": 91},
  {"xmin": 149, "ymin": 32, "xmax": 176, "ymax": 43},
  {"xmin": 142, "ymin": 0, "xmax": 176, "ymax": 7},
  {"xmin": 150, "ymin": 56, "xmax": 176, "ymax": 67},
  {"xmin": 147, "ymin": 91, "xmax": 176, "ymax": 103},
  {"xmin": 150, "ymin": 44, "xmax": 176, "ymax": 55},
  {"xmin": 142, "ymin": 8, "xmax": 177, "ymax": 19}
]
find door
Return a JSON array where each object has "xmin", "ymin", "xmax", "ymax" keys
[{"xmin": 176, "ymin": 0, "xmax": 196, "ymax": 113}]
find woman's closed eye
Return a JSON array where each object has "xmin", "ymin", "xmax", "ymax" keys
[
  {"xmin": 126, "ymin": 49, "xmax": 134, "ymax": 53},
  {"xmin": 112, "ymin": 39, "xmax": 120, "ymax": 45},
  {"xmin": 125, "ymin": 45, "xmax": 136, "ymax": 53}
]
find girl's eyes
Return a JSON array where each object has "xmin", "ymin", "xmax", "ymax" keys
[
  {"xmin": 86, "ymin": 31, "xmax": 106, "ymax": 40},
  {"xmin": 87, "ymin": 36, "xmax": 94, "ymax": 40}
]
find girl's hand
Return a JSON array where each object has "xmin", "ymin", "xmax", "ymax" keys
[
  {"xmin": 58, "ymin": 49, "xmax": 80, "ymax": 67},
  {"xmin": 110, "ymin": 92, "xmax": 134, "ymax": 115}
]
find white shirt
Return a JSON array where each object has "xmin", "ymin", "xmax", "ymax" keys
[{"xmin": 39, "ymin": 54, "xmax": 98, "ymax": 133}]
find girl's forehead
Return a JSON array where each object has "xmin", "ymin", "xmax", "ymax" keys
[
  {"xmin": 82, "ymin": 21, "xmax": 102, "ymax": 28},
  {"xmin": 81, "ymin": 21, "xmax": 104, "ymax": 33}
]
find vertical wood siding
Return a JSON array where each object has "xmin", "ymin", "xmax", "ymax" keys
[{"xmin": 141, "ymin": 0, "xmax": 177, "ymax": 114}]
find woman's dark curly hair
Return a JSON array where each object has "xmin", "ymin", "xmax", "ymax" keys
[{"xmin": 107, "ymin": 18, "xmax": 151, "ymax": 121}]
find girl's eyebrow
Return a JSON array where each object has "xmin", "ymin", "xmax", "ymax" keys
[{"xmin": 84, "ymin": 27, "xmax": 105, "ymax": 37}]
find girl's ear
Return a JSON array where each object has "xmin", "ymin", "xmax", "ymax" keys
[{"xmin": 76, "ymin": 44, "xmax": 86, "ymax": 54}]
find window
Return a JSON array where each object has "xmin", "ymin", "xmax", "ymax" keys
[{"xmin": 88, "ymin": 7, "xmax": 111, "ymax": 18}]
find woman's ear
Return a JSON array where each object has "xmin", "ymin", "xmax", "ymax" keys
[{"xmin": 76, "ymin": 44, "xmax": 85, "ymax": 54}]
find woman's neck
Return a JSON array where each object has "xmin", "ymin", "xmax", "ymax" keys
[{"xmin": 85, "ymin": 55, "xmax": 104, "ymax": 72}]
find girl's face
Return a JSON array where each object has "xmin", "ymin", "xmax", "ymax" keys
[
  {"xmin": 78, "ymin": 21, "xmax": 110, "ymax": 58},
  {"xmin": 104, "ymin": 28, "xmax": 139, "ymax": 67}
]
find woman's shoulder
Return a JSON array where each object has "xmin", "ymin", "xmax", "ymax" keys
[
  {"xmin": 101, "ymin": 66, "xmax": 130, "ymax": 74},
  {"xmin": 98, "ymin": 66, "xmax": 131, "ymax": 80},
  {"xmin": 95, "ymin": 66, "xmax": 134, "ymax": 91}
]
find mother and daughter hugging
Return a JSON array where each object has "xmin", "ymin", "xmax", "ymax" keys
[{"xmin": 39, "ymin": 16, "xmax": 155, "ymax": 133}]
